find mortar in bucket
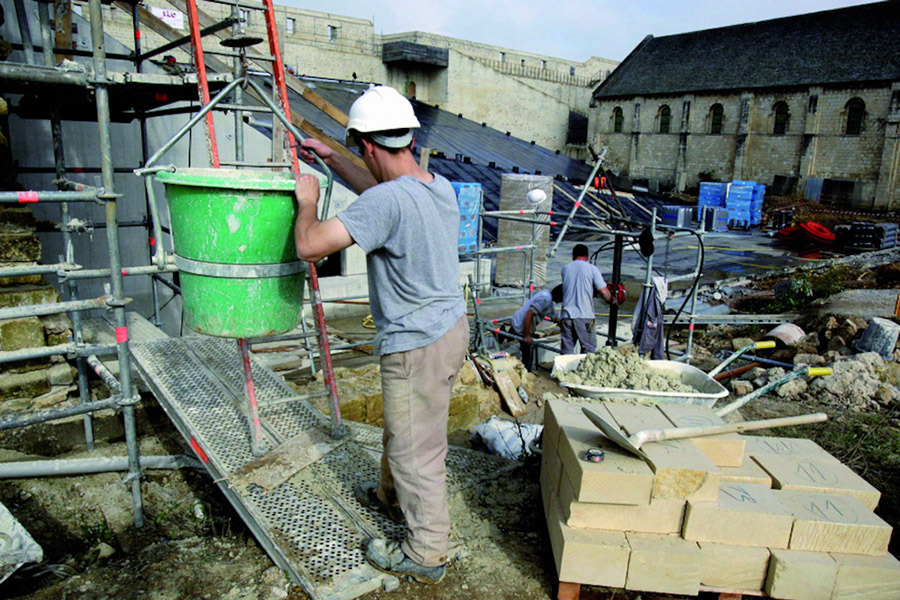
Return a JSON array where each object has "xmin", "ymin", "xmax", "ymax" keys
[{"xmin": 156, "ymin": 168, "xmax": 321, "ymax": 338}]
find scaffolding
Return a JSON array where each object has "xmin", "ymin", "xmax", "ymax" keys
[{"xmin": 0, "ymin": 0, "xmax": 352, "ymax": 525}]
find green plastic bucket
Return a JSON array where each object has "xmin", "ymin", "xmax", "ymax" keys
[{"xmin": 156, "ymin": 168, "xmax": 318, "ymax": 338}]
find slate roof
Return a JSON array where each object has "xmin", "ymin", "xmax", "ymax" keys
[
  {"xmin": 594, "ymin": 1, "xmax": 900, "ymax": 100},
  {"xmin": 254, "ymin": 77, "xmax": 674, "ymax": 242}
]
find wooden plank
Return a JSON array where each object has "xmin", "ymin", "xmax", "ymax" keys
[{"xmin": 556, "ymin": 581, "xmax": 581, "ymax": 600}]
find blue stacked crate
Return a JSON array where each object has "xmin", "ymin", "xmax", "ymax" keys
[
  {"xmin": 727, "ymin": 180, "xmax": 756, "ymax": 229},
  {"xmin": 751, "ymin": 184, "xmax": 765, "ymax": 226},
  {"xmin": 451, "ymin": 182, "xmax": 482, "ymax": 254},
  {"xmin": 698, "ymin": 182, "xmax": 727, "ymax": 211}
]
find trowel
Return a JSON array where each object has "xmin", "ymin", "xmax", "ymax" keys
[{"xmin": 582, "ymin": 407, "xmax": 827, "ymax": 459}]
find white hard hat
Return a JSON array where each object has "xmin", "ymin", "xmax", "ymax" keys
[{"xmin": 345, "ymin": 85, "xmax": 420, "ymax": 148}]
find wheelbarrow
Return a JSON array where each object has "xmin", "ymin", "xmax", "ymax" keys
[{"xmin": 552, "ymin": 341, "xmax": 831, "ymax": 411}]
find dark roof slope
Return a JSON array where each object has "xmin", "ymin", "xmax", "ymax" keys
[
  {"xmin": 288, "ymin": 78, "xmax": 593, "ymax": 182},
  {"xmin": 594, "ymin": 1, "xmax": 900, "ymax": 100}
]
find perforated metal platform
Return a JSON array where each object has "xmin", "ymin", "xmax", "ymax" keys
[{"xmin": 130, "ymin": 335, "xmax": 511, "ymax": 600}]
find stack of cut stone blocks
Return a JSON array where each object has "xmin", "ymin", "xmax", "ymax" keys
[
  {"xmin": 0, "ymin": 207, "xmax": 74, "ymax": 409},
  {"xmin": 541, "ymin": 398, "xmax": 900, "ymax": 599}
]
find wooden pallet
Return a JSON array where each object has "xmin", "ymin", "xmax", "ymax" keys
[{"xmin": 557, "ymin": 581, "xmax": 767, "ymax": 599}]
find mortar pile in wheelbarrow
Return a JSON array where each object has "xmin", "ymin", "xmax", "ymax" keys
[{"xmin": 552, "ymin": 347, "xmax": 729, "ymax": 408}]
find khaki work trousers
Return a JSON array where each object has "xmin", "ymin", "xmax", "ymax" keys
[{"xmin": 376, "ymin": 315, "xmax": 469, "ymax": 567}]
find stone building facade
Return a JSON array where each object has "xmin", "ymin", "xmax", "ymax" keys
[
  {"xmin": 82, "ymin": 0, "xmax": 617, "ymax": 154},
  {"xmin": 590, "ymin": 2, "xmax": 900, "ymax": 210}
]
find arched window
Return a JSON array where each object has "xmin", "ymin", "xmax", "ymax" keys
[
  {"xmin": 773, "ymin": 101, "xmax": 789, "ymax": 135},
  {"xmin": 612, "ymin": 107, "xmax": 624, "ymax": 133},
  {"xmin": 710, "ymin": 103, "xmax": 724, "ymax": 134},
  {"xmin": 658, "ymin": 105, "xmax": 671, "ymax": 133},
  {"xmin": 845, "ymin": 97, "xmax": 865, "ymax": 135}
]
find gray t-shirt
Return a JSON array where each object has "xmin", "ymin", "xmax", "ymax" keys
[
  {"xmin": 337, "ymin": 173, "xmax": 466, "ymax": 356},
  {"xmin": 511, "ymin": 289, "xmax": 555, "ymax": 335},
  {"xmin": 561, "ymin": 259, "xmax": 607, "ymax": 319}
]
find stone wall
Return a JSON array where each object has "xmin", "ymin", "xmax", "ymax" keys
[
  {"xmin": 593, "ymin": 84, "xmax": 900, "ymax": 209},
  {"xmin": 76, "ymin": 0, "xmax": 617, "ymax": 159},
  {"xmin": 0, "ymin": 207, "xmax": 75, "ymax": 410}
]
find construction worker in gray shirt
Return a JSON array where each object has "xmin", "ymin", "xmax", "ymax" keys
[
  {"xmin": 560, "ymin": 243, "xmax": 621, "ymax": 354},
  {"xmin": 293, "ymin": 86, "xmax": 467, "ymax": 585}
]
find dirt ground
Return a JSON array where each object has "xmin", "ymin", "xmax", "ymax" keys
[{"xmin": 1, "ymin": 250, "xmax": 899, "ymax": 600}]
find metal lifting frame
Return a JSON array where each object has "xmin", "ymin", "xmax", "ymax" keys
[
  {"xmin": 0, "ymin": 0, "xmax": 147, "ymax": 526},
  {"xmin": 133, "ymin": 0, "xmax": 345, "ymax": 442}
]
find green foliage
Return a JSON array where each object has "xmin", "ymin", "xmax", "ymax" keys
[
  {"xmin": 765, "ymin": 267, "xmax": 849, "ymax": 313},
  {"xmin": 80, "ymin": 520, "xmax": 114, "ymax": 546}
]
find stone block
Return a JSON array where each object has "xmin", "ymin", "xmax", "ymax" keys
[
  {"xmin": 559, "ymin": 469, "xmax": 684, "ymax": 533},
  {"xmin": 698, "ymin": 542, "xmax": 770, "ymax": 591},
  {"xmin": 544, "ymin": 398, "xmax": 594, "ymax": 453},
  {"xmin": 741, "ymin": 435, "xmax": 840, "ymax": 463},
  {"xmin": 541, "ymin": 441, "xmax": 562, "ymax": 499},
  {"xmin": 624, "ymin": 532, "xmax": 701, "ymax": 595},
  {"xmin": 683, "ymin": 482, "xmax": 795, "ymax": 548},
  {"xmin": 546, "ymin": 495, "xmax": 630, "ymax": 587},
  {"xmin": 0, "ymin": 317, "xmax": 45, "ymax": 351},
  {"xmin": 720, "ymin": 455, "xmax": 773, "ymax": 487},
  {"xmin": 0, "ymin": 285, "xmax": 60, "ymax": 310},
  {"xmin": 0, "ymin": 207, "xmax": 36, "ymax": 233},
  {"xmin": 765, "ymin": 548, "xmax": 837, "ymax": 600},
  {"xmin": 830, "ymin": 552, "xmax": 900, "ymax": 600},
  {"xmin": 557, "ymin": 404, "xmax": 653, "ymax": 505},
  {"xmin": 47, "ymin": 363, "xmax": 75, "ymax": 386},
  {"xmin": 0, "ymin": 233, "xmax": 41, "ymax": 262},
  {"xmin": 754, "ymin": 455, "xmax": 881, "ymax": 509},
  {"xmin": 0, "ymin": 262, "xmax": 43, "ymax": 286},
  {"xmin": 657, "ymin": 403, "xmax": 745, "ymax": 467},
  {"xmin": 39, "ymin": 313, "xmax": 72, "ymax": 336},
  {"xmin": 605, "ymin": 402, "xmax": 721, "ymax": 501},
  {"xmin": 540, "ymin": 456, "xmax": 553, "ymax": 520},
  {"xmin": 0, "ymin": 369, "xmax": 51, "ymax": 401},
  {"xmin": 774, "ymin": 490, "xmax": 892, "ymax": 556}
]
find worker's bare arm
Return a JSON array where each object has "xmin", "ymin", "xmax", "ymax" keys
[
  {"xmin": 297, "ymin": 138, "xmax": 378, "ymax": 195},
  {"xmin": 597, "ymin": 285, "xmax": 614, "ymax": 304},
  {"xmin": 294, "ymin": 174, "xmax": 354, "ymax": 262},
  {"xmin": 522, "ymin": 309, "xmax": 536, "ymax": 344}
]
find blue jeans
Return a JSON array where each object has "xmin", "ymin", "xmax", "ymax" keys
[{"xmin": 560, "ymin": 318, "xmax": 596, "ymax": 354}]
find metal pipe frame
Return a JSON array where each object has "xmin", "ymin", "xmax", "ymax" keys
[
  {"xmin": 86, "ymin": 355, "xmax": 123, "ymax": 395},
  {"xmin": 0, "ymin": 190, "xmax": 100, "ymax": 203},
  {"xmin": 0, "ymin": 455, "xmax": 204, "ymax": 479},
  {"xmin": 0, "ymin": 397, "xmax": 121, "ymax": 431},
  {"xmin": 0, "ymin": 343, "xmax": 118, "ymax": 365},
  {"xmin": 0, "ymin": 62, "xmax": 88, "ymax": 86},
  {"xmin": 0, "ymin": 295, "xmax": 113, "ymax": 320},
  {"xmin": 63, "ymin": 263, "xmax": 177, "ymax": 282},
  {"xmin": 89, "ymin": 0, "xmax": 144, "ymax": 526}
]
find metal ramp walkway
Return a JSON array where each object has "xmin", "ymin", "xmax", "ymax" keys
[{"xmin": 130, "ymin": 334, "xmax": 511, "ymax": 600}]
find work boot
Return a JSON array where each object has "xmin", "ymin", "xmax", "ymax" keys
[
  {"xmin": 355, "ymin": 482, "xmax": 405, "ymax": 523},
  {"xmin": 365, "ymin": 538, "xmax": 446, "ymax": 585}
]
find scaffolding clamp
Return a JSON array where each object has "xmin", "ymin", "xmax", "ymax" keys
[{"xmin": 95, "ymin": 191, "xmax": 124, "ymax": 203}]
